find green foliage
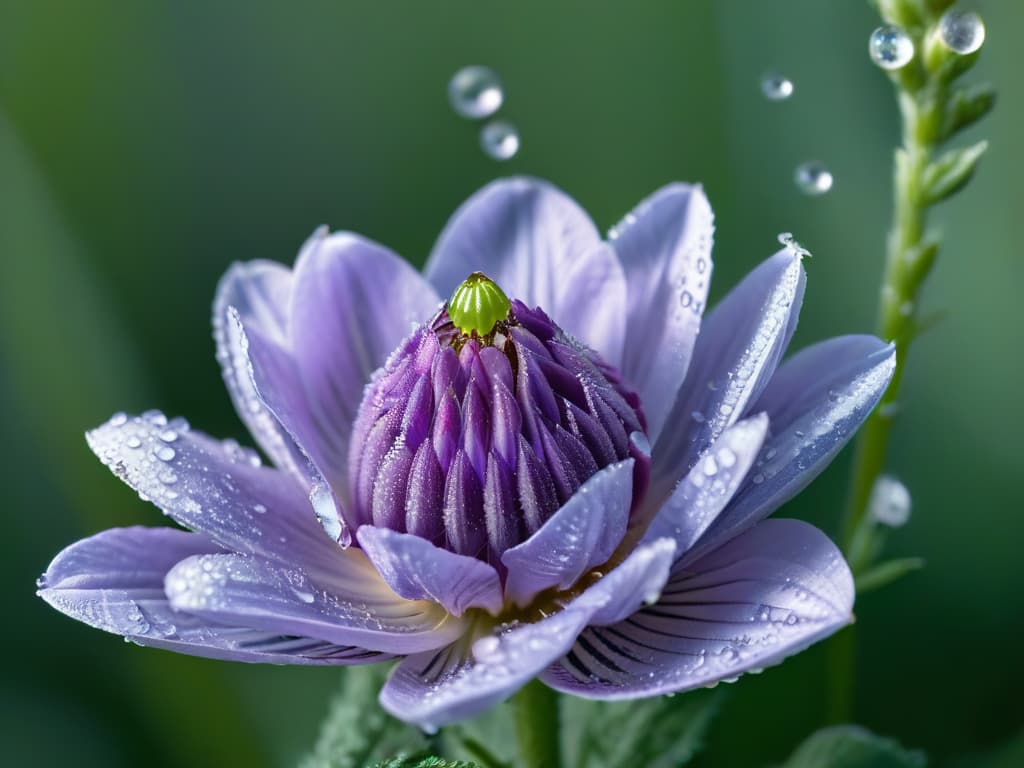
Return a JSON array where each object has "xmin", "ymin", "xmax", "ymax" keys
[
  {"xmin": 562, "ymin": 689, "xmax": 724, "ymax": 768},
  {"xmin": 299, "ymin": 666, "xmax": 426, "ymax": 768},
  {"xmin": 372, "ymin": 757, "xmax": 481, "ymax": 768},
  {"xmin": 781, "ymin": 726, "xmax": 926, "ymax": 768},
  {"xmin": 922, "ymin": 140, "xmax": 988, "ymax": 205},
  {"xmin": 943, "ymin": 83, "xmax": 996, "ymax": 138},
  {"xmin": 855, "ymin": 557, "xmax": 925, "ymax": 594}
]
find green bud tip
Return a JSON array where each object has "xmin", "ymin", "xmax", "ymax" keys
[{"xmin": 447, "ymin": 272, "xmax": 511, "ymax": 337}]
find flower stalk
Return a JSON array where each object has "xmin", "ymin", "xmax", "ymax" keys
[
  {"xmin": 831, "ymin": 0, "xmax": 993, "ymax": 721},
  {"xmin": 513, "ymin": 680, "xmax": 562, "ymax": 768}
]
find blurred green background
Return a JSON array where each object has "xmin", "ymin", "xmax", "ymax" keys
[{"xmin": 1, "ymin": 1, "xmax": 1021, "ymax": 765}]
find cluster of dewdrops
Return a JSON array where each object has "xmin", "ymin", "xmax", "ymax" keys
[
  {"xmin": 763, "ymin": 6, "xmax": 985, "ymax": 197},
  {"xmin": 448, "ymin": 65, "xmax": 519, "ymax": 161}
]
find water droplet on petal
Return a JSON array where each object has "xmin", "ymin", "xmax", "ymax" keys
[
  {"xmin": 155, "ymin": 446, "xmax": 176, "ymax": 462},
  {"xmin": 448, "ymin": 65, "xmax": 504, "ymax": 119},
  {"xmin": 869, "ymin": 25, "xmax": 915, "ymax": 70},
  {"xmin": 125, "ymin": 436, "xmax": 142, "ymax": 449},
  {"xmin": 794, "ymin": 161, "xmax": 834, "ymax": 196},
  {"xmin": 480, "ymin": 119, "xmax": 520, "ymax": 161},
  {"xmin": 760, "ymin": 71, "xmax": 794, "ymax": 101},
  {"xmin": 110, "ymin": 412, "xmax": 128, "ymax": 426},
  {"xmin": 939, "ymin": 9, "xmax": 985, "ymax": 55}
]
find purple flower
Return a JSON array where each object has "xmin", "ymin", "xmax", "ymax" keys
[{"xmin": 39, "ymin": 178, "xmax": 894, "ymax": 729}]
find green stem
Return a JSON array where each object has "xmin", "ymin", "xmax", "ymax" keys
[{"xmin": 513, "ymin": 680, "xmax": 562, "ymax": 768}]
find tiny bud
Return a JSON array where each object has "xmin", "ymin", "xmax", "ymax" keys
[{"xmin": 447, "ymin": 272, "xmax": 511, "ymax": 337}]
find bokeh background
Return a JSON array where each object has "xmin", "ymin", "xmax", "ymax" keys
[{"xmin": 1, "ymin": 1, "xmax": 1021, "ymax": 766}]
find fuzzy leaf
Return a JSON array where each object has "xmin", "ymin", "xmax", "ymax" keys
[
  {"xmin": 300, "ymin": 666, "xmax": 426, "ymax": 768},
  {"xmin": 944, "ymin": 84, "xmax": 996, "ymax": 138},
  {"xmin": 782, "ymin": 725, "xmax": 926, "ymax": 768},
  {"xmin": 855, "ymin": 557, "xmax": 926, "ymax": 594},
  {"xmin": 922, "ymin": 140, "xmax": 988, "ymax": 206},
  {"xmin": 563, "ymin": 689, "xmax": 723, "ymax": 768}
]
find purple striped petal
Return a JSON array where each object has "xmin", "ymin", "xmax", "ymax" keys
[
  {"xmin": 610, "ymin": 184, "xmax": 714, "ymax": 441},
  {"xmin": 378, "ymin": 536, "xmax": 674, "ymax": 728},
  {"xmin": 542, "ymin": 519, "xmax": 852, "ymax": 698},
  {"xmin": 501, "ymin": 459, "xmax": 634, "ymax": 608},
  {"xmin": 165, "ymin": 550, "xmax": 463, "ymax": 655},
  {"xmin": 642, "ymin": 414, "xmax": 767, "ymax": 554},
  {"xmin": 684, "ymin": 336, "xmax": 895, "ymax": 565},
  {"xmin": 39, "ymin": 527, "xmax": 385, "ymax": 665},
  {"xmin": 85, "ymin": 412, "xmax": 346, "ymax": 584},
  {"xmin": 651, "ymin": 250, "xmax": 805, "ymax": 504},
  {"xmin": 287, "ymin": 230, "xmax": 441, "ymax": 503},
  {"xmin": 357, "ymin": 526, "xmax": 504, "ymax": 617},
  {"xmin": 424, "ymin": 178, "xmax": 627, "ymax": 365},
  {"xmin": 213, "ymin": 258, "xmax": 310, "ymax": 483}
]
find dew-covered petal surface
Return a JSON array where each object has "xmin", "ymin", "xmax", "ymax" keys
[
  {"xmin": 610, "ymin": 184, "xmax": 714, "ymax": 441},
  {"xmin": 357, "ymin": 526, "xmax": 504, "ymax": 617},
  {"xmin": 651, "ymin": 250, "xmax": 805, "ymax": 502},
  {"xmin": 542, "ymin": 519, "xmax": 853, "ymax": 699},
  {"xmin": 642, "ymin": 415, "xmax": 767, "ymax": 553},
  {"xmin": 424, "ymin": 178, "xmax": 627, "ymax": 364},
  {"xmin": 377, "ymin": 536, "xmax": 675, "ymax": 728},
  {"xmin": 501, "ymin": 459, "xmax": 634, "ymax": 608},
  {"xmin": 684, "ymin": 336, "xmax": 896, "ymax": 564},
  {"xmin": 39, "ymin": 527, "xmax": 385, "ymax": 665},
  {"xmin": 86, "ymin": 411, "xmax": 348, "ymax": 584},
  {"xmin": 165, "ymin": 550, "xmax": 463, "ymax": 655},
  {"xmin": 213, "ymin": 258, "xmax": 310, "ymax": 483},
  {"xmin": 288, "ymin": 230, "xmax": 441, "ymax": 503}
]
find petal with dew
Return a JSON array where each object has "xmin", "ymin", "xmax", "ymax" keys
[
  {"xmin": 611, "ymin": 184, "xmax": 714, "ymax": 441},
  {"xmin": 542, "ymin": 519, "xmax": 852, "ymax": 699},
  {"xmin": 357, "ymin": 525, "xmax": 504, "ymax": 617},
  {"xmin": 683, "ymin": 336, "xmax": 896, "ymax": 564},
  {"xmin": 425, "ymin": 178, "xmax": 626, "ymax": 365},
  {"xmin": 502, "ymin": 459, "xmax": 633, "ymax": 608},
  {"xmin": 86, "ymin": 411, "xmax": 346, "ymax": 584},
  {"xmin": 39, "ymin": 527, "xmax": 386, "ymax": 665},
  {"xmin": 651, "ymin": 250, "xmax": 805, "ymax": 503},
  {"xmin": 165, "ymin": 551, "xmax": 463, "ymax": 655}
]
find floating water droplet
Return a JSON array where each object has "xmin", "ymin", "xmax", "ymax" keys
[
  {"xmin": 939, "ymin": 9, "xmax": 985, "ymax": 55},
  {"xmin": 867, "ymin": 474, "xmax": 912, "ymax": 527},
  {"xmin": 794, "ymin": 162, "xmax": 834, "ymax": 196},
  {"xmin": 760, "ymin": 71, "xmax": 794, "ymax": 101},
  {"xmin": 869, "ymin": 25, "xmax": 915, "ymax": 70},
  {"xmin": 480, "ymin": 120, "xmax": 520, "ymax": 161},
  {"xmin": 448, "ymin": 65, "xmax": 504, "ymax": 119}
]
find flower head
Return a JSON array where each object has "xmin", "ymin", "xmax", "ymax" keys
[{"xmin": 39, "ymin": 178, "xmax": 894, "ymax": 728}]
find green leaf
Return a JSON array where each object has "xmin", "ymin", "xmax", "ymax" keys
[
  {"xmin": 563, "ymin": 689, "xmax": 723, "ymax": 768},
  {"xmin": 855, "ymin": 557, "xmax": 926, "ymax": 594},
  {"xmin": 372, "ymin": 757, "xmax": 481, "ymax": 768},
  {"xmin": 299, "ymin": 666, "xmax": 426, "ymax": 768},
  {"xmin": 781, "ymin": 725, "xmax": 926, "ymax": 768},
  {"xmin": 944, "ymin": 83, "xmax": 996, "ymax": 138},
  {"xmin": 950, "ymin": 728, "xmax": 1024, "ymax": 768},
  {"xmin": 922, "ymin": 140, "xmax": 988, "ymax": 206}
]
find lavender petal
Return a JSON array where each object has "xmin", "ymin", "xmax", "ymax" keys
[
  {"xmin": 611, "ymin": 184, "xmax": 714, "ymax": 441},
  {"xmin": 502, "ymin": 459, "xmax": 634, "ymax": 608},
  {"xmin": 357, "ymin": 525, "xmax": 504, "ymax": 617},
  {"xmin": 424, "ymin": 178, "xmax": 627, "ymax": 365},
  {"xmin": 651, "ymin": 250, "xmax": 805, "ymax": 503},
  {"xmin": 542, "ymin": 519, "xmax": 853, "ymax": 698}
]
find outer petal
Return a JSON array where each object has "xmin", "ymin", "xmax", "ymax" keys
[
  {"xmin": 685, "ymin": 336, "xmax": 896, "ymax": 564},
  {"xmin": 288, "ymin": 230, "xmax": 442, "ymax": 503},
  {"xmin": 542, "ymin": 519, "xmax": 853, "ymax": 698},
  {"xmin": 86, "ymin": 412, "xmax": 345, "ymax": 584},
  {"xmin": 641, "ymin": 415, "xmax": 767, "ymax": 553},
  {"xmin": 378, "ymin": 537, "xmax": 675, "ymax": 729},
  {"xmin": 610, "ymin": 184, "xmax": 714, "ymax": 441},
  {"xmin": 213, "ymin": 258, "xmax": 310, "ymax": 483},
  {"xmin": 502, "ymin": 459, "xmax": 633, "ymax": 608},
  {"xmin": 39, "ymin": 527, "xmax": 385, "ymax": 665},
  {"xmin": 424, "ymin": 178, "xmax": 627, "ymax": 364},
  {"xmin": 357, "ymin": 526, "xmax": 504, "ymax": 617},
  {"xmin": 165, "ymin": 551, "xmax": 463, "ymax": 655},
  {"xmin": 651, "ymin": 250, "xmax": 805, "ymax": 503}
]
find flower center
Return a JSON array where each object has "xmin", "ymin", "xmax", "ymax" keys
[{"xmin": 346, "ymin": 273, "xmax": 648, "ymax": 574}]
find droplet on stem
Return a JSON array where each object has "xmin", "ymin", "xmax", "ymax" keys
[
  {"xmin": 938, "ymin": 9, "xmax": 985, "ymax": 55},
  {"xmin": 448, "ymin": 66, "xmax": 504, "ymax": 119},
  {"xmin": 869, "ymin": 25, "xmax": 915, "ymax": 70}
]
